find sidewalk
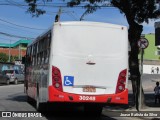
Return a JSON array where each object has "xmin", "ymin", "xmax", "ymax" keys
[{"xmin": 103, "ymin": 93, "xmax": 160, "ymax": 119}]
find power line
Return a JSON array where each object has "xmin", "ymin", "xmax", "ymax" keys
[
  {"xmin": 3, "ymin": 1, "xmax": 72, "ymax": 16},
  {"xmin": 0, "ymin": 22, "xmax": 40, "ymax": 35},
  {"xmin": 1, "ymin": 1, "xmax": 76, "ymax": 15},
  {"xmin": 0, "ymin": 37, "xmax": 19, "ymax": 42},
  {"xmin": 65, "ymin": 12, "xmax": 79, "ymax": 21},
  {"xmin": 0, "ymin": 3, "xmax": 114, "ymax": 8},
  {"xmin": 0, "ymin": 31, "xmax": 34, "ymax": 40},
  {"xmin": 0, "ymin": 18, "xmax": 46, "ymax": 30},
  {"xmin": 6, "ymin": 0, "xmax": 26, "ymax": 9}
]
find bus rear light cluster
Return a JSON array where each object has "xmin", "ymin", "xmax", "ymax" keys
[
  {"xmin": 115, "ymin": 69, "xmax": 127, "ymax": 94},
  {"xmin": 52, "ymin": 66, "xmax": 63, "ymax": 92}
]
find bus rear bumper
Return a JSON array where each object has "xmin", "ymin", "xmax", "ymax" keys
[{"xmin": 48, "ymin": 86, "xmax": 128, "ymax": 104}]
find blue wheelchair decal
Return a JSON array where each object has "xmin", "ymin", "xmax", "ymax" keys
[{"xmin": 64, "ymin": 76, "xmax": 74, "ymax": 86}]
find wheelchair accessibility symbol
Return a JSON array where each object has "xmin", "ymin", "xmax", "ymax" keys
[{"xmin": 64, "ymin": 76, "xmax": 74, "ymax": 86}]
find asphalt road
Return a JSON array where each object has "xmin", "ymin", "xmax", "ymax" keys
[
  {"xmin": 0, "ymin": 74, "xmax": 159, "ymax": 120},
  {"xmin": 0, "ymin": 84, "xmax": 122, "ymax": 120}
]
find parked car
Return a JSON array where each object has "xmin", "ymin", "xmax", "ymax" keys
[{"xmin": 0, "ymin": 69, "xmax": 24, "ymax": 85}]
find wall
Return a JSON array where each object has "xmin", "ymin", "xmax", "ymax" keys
[
  {"xmin": 143, "ymin": 34, "xmax": 159, "ymax": 60},
  {"xmin": 0, "ymin": 48, "xmax": 26, "ymax": 57}
]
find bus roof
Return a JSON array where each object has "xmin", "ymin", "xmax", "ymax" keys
[
  {"xmin": 28, "ymin": 21, "xmax": 127, "ymax": 47},
  {"xmin": 54, "ymin": 21, "xmax": 127, "ymax": 29}
]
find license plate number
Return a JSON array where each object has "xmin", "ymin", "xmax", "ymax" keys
[{"xmin": 83, "ymin": 86, "xmax": 96, "ymax": 92}]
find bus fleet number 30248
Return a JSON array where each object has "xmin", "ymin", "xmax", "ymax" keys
[{"xmin": 79, "ymin": 96, "xmax": 96, "ymax": 101}]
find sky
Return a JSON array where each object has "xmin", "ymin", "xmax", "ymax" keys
[{"xmin": 0, "ymin": 0, "xmax": 159, "ymax": 44}]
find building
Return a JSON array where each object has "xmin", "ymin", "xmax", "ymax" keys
[{"xmin": 0, "ymin": 39, "xmax": 32, "ymax": 60}]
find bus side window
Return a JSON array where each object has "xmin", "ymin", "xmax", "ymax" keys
[
  {"xmin": 15, "ymin": 70, "xmax": 19, "ymax": 74},
  {"xmin": 44, "ymin": 50, "xmax": 48, "ymax": 64},
  {"xmin": 40, "ymin": 52, "xmax": 43, "ymax": 65},
  {"xmin": 48, "ymin": 32, "xmax": 51, "ymax": 48},
  {"xmin": 36, "ymin": 42, "xmax": 39, "ymax": 65},
  {"xmin": 46, "ymin": 32, "xmax": 51, "ymax": 63},
  {"xmin": 47, "ymin": 49, "xmax": 50, "ymax": 63},
  {"xmin": 37, "ymin": 54, "xmax": 40, "ymax": 65},
  {"xmin": 29, "ymin": 46, "xmax": 33, "ymax": 66}
]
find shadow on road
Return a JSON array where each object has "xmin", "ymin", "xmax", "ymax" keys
[
  {"xmin": 35, "ymin": 103, "xmax": 117, "ymax": 120},
  {"xmin": 129, "ymin": 93, "xmax": 160, "ymax": 108},
  {"xmin": 6, "ymin": 93, "xmax": 27, "ymax": 102},
  {"xmin": 144, "ymin": 94, "xmax": 160, "ymax": 107},
  {"xmin": 41, "ymin": 109, "xmax": 117, "ymax": 120}
]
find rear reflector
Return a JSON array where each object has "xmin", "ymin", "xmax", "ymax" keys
[
  {"xmin": 115, "ymin": 69, "xmax": 127, "ymax": 94},
  {"xmin": 52, "ymin": 66, "xmax": 63, "ymax": 92}
]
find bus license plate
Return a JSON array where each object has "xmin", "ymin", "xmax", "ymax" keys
[{"xmin": 83, "ymin": 86, "xmax": 96, "ymax": 92}]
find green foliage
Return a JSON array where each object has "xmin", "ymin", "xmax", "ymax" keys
[
  {"xmin": 111, "ymin": 0, "xmax": 160, "ymax": 24},
  {"xmin": 10, "ymin": 55, "xmax": 19, "ymax": 63},
  {"xmin": 25, "ymin": 0, "xmax": 160, "ymax": 23},
  {"xmin": 67, "ymin": 0, "xmax": 160, "ymax": 24},
  {"xmin": 0, "ymin": 53, "xmax": 19, "ymax": 63},
  {"xmin": 25, "ymin": 0, "xmax": 46, "ymax": 17},
  {"xmin": 0, "ymin": 53, "xmax": 8, "ymax": 62}
]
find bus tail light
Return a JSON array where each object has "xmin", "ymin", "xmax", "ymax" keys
[
  {"xmin": 115, "ymin": 69, "xmax": 127, "ymax": 94},
  {"xmin": 52, "ymin": 66, "xmax": 63, "ymax": 92}
]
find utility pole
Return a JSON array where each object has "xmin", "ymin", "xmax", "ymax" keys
[
  {"xmin": 137, "ymin": 38, "xmax": 149, "ymax": 111},
  {"xmin": 8, "ymin": 40, "xmax": 11, "ymax": 62},
  {"xmin": 55, "ymin": 7, "xmax": 62, "ymax": 22},
  {"xmin": 19, "ymin": 44, "xmax": 20, "ymax": 60},
  {"xmin": 139, "ymin": 48, "xmax": 144, "ymax": 110}
]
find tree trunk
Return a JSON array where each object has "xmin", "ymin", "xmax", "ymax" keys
[{"xmin": 128, "ymin": 22, "xmax": 145, "ymax": 110}]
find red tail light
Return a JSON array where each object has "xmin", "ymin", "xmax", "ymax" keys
[
  {"xmin": 52, "ymin": 66, "xmax": 63, "ymax": 92},
  {"xmin": 115, "ymin": 69, "xmax": 127, "ymax": 94}
]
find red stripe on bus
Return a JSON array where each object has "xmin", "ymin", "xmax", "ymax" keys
[{"xmin": 48, "ymin": 86, "xmax": 128, "ymax": 104}]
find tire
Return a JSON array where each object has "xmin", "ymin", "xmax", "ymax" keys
[
  {"xmin": 27, "ymin": 96, "xmax": 33, "ymax": 104},
  {"xmin": 14, "ymin": 79, "xmax": 18, "ymax": 85},
  {"xmin": 84, "ymin": 104, "xmax": 103, "ymax": 117}
]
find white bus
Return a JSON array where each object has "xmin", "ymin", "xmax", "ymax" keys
[{"xmin": 24, "ymin": 21, "xmax": 128, "ymax": 115}]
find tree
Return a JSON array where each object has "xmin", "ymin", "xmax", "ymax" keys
[
  {"xmin": 10, "ymin": 55, "xmax": 19, "ymax": 63},
  {"xmin": 25, "ymin": 0, "xmax": 160, "ymax": 111},
  {"xmin": 68, "ymin": 0, "xmax": 160, "ymax": 110},
  {"xmin": 0, "ymin": 53, "xmax": 18, "ymax": 63},
  {"xmin": 110, "ymin": 0, "xmax": 160, "ymax": 110},
  {"xmin": 0, "ymin": 53, "xmax": 8, "ymax": 62},
  {"xmin": 25, "ymin": 0, "xmax": 46, "ymax": 17}
]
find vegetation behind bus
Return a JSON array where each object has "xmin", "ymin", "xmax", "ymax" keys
[{"xmin": 0, "ymin": 53, "xmax": 18, "ymax": 63}]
